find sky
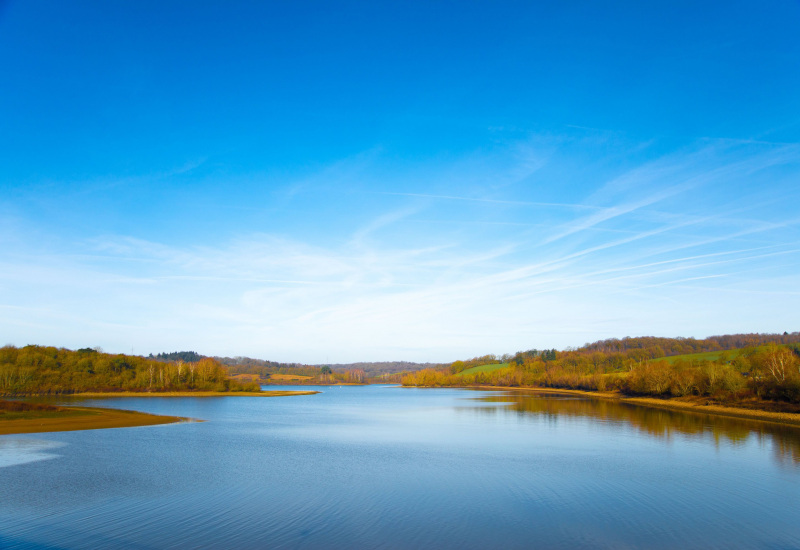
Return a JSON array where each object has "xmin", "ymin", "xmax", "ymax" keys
[{"xmin": 1, "ymin": 1, "xmax": 799, "ymax": 363}]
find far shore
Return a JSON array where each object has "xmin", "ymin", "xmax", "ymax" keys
[
  {"xmin": 466, "ymin": 385, "xmax": 800, "ymax": 427},
  {"xmin": 0, "ymin": 406, "xmax": 189, "ymax": 436}
]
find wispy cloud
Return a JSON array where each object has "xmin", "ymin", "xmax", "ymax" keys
[
  {"xmin": 2, "ymin": 136, "xmax": 799, "ymax": 361},
  {"xmin": 380, "ymin": 191, "xmax": 601, "ymax": 210},
  {"xmin": 350, "ymin": 207, "xmax": 421, "ymax": 246},
  {"xmin": 540, "ymin": 184, "xmax": 695, "ymax": 245}
]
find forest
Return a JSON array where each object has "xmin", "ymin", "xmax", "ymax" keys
[
  {"xmin": 5, "ymin": 332, "xmax": 800, "ymax": 403},
  {"xmin": 222, "ymin": 357, "xmax": 439, "ymax": 379},
  {"xmin": 0, "ymin": 345, "xmax": 261, "ymax": 395},
  {"xmin": 0, "ymin": 345, "xmax": 382, "ymax": 394},
  {"xmin": 402, "ymin": 333, "xmax": 800, "ymax": 408},
  {"xmin": 151, "ymin": 353, "xmax": 432, "ymax": 380}
]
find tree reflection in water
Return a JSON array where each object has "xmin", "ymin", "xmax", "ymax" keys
[{"xmin": 461, "ymin": 391, "xmax": 800, "ymax": 466}]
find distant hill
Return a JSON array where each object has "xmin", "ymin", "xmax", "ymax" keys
[
  {"xmin": 318, "ymin": 361, "xmax": 444, "ymax": 377},
  {"xmin": 577, "ymin": 332, "xmax": 800, "ymax": 358},
  {"xmin": 214, "ymin": 355, "xmax": 305, "ymax": 370},
  {"xmin": 149, "ymin": 352, "xmax": 443, "ymax": 378},
  {"xmin": 215, "ymin": 356, "xmax": 320, "ymax": 378},
  {"xmin": 146, "ymin": 334, "xmax": 800, "ymax": 379}
]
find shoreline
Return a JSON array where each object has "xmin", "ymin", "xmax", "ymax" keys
[
  {"xmin": 0, "ymin": 406, "xmax": 189, "ymax": 436},
  {"xmin": 464, "ymin": 385, "xmax": 800, "ymax": 427},
  {"xmin": 5, "ymin": 390, "xmax": 321, "ymax": 398},
  {"xmin": 1, "ymin": 390, "xmax": 319, "ymax": 435}
]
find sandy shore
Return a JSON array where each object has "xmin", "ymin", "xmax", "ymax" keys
[
  {"xmin": 468, "ymin": 386, "xmax": 800, "ymax": 427},
  {"xmin": 0, "ymin": 406, "xmax": 188, "ymax": 436}
]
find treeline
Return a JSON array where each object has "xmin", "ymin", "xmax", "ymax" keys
[
  {"xmin": 147, "ymin": 351, "xmax": 441, "ymax": 380},
  {"xmin": 225, "ymin": 361, "xmax": 330, "ymax": 379},
  {"xmin": 578, "ymin": 333, "xmax": 800, "ymax": 357},
  {"xmin": 150, "ymin": 351, "xmax": 205, "ymax": 363},
  {"xmin": 216, "ymin": 355, "xmax": 306, "ymax": 373},
  {"xmin": 224, "ymin": 358, "xmax": 441, "ymax": 381},
  {"xmin": 323, "ymin": 361, "xmax": 443, "ymax": 377},
  {"xmin": 144, "ymin": 351, "xmax": 413, "ymax": 384},
  {"xmin": 319, "ymin": 368, "xmax": 367, "ymax": 384},
  {"xmin": 403, "ymin": 334, "xmax": 800, "ymax": 406},
  {"xmin": 149, "ymin": 352, "xmax": 322, "ymax": 379},
  {"xmin": 0, "ymin": 345, "xmax": 260, "ymax": 395},
  {"xmin": 150, "ymin": 352, "xmax": 307, "ymax": 376}
]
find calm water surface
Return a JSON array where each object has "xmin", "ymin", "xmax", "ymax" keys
[{"xmin": 2, "ymin": 386, "xmax": 799, "ymax": 549}]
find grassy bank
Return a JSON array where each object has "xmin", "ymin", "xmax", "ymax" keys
[
  {"xmin": 0, "ymin": 400, "xmax": 187, "ymax": 435},
  {"xmin": 471, "ymin": 386, "xmax": 800, "ymax": 427},
  {"xmin": 455, "ymin": 363, "xmax": 509, "ymax": 377}
]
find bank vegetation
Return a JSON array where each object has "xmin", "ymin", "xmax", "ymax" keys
[
  {"xmin": 402, "ymin": 334, "xmax": 800, "ymax": 413},
  {"xmin": 0, "ymin": 345, "xmax": 262, "ymax": 395}
]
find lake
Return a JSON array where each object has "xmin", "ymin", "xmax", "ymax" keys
[{"xmin": 2, "ymin": 385, "xmax": 799, "ymax": 549}]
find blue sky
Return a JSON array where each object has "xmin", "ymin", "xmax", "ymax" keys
[{"xmin": 1, "ymin": 1, "xmax": 799, "ymax": 362}]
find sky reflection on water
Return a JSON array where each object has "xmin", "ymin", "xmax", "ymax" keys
[{"xmin": 1, "ymin": 386, "xmax": 799, "ymax": 549}]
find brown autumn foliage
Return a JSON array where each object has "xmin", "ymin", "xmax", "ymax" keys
[
  {"xmin": 403, "ymin": 338, "xmax": 800, "ymax": 406},
  {"xmin": 0, "ymin": 345, "xmax": 261, "ymax": 395}
]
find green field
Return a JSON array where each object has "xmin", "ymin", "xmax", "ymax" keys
[
  {"xmin": 661, "ymin": 349, "xmax": 744, "ymax": 364},
  {"xmin": 456, "ymin": 363, "xmax": 510, "ymax": 376}
]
